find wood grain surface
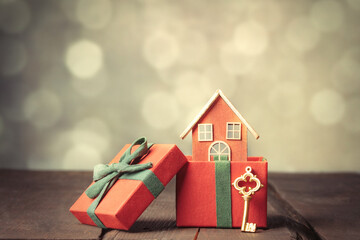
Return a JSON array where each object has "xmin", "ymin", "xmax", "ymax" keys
[
  {"xmin": 0, "ymin": 170, "xmax": 101, "ymax": 240},
  {"xmin": 0, "ymin": 170, "xmax": 358, "ymax": 240},
  {"xmin": 269, "ymin": 173, "xmax": 360, "ymax": 240}
]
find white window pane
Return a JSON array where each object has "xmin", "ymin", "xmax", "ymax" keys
[
  {"xmin": 199, "ymin": 132, "xmax": 205, "ymax": 140},
  {"xmin": 222, "ymin": 147, "xmax": 229, "ymax": 154},
  {"xmin": 228, "ymin": 132, "xmax": 233, "ymax": 138},
  {"xmin": 228, "ymin": 124, "xmax": 233, "ymax": 130},
  {"xmin": 214, "ymin": 143, "xmax": 220, "ymax": 152},
  {"xmin": 234, "ymin": 124, "xmax": 240, "ymax": 130},
  {"xmin": 199, "ymin": 124, "xmax": 204, "ymax": 132},
  {"xmin": 210, "ymin": 147, "xmax": 217, "ymax": 154},
  {"xmin": 206, "ymin": 124, "xmax": 212, "ymax": 131},
  {"xmin": 220, "ymin": 143, "xmax": 226, "ymax": 152},
  {"xmin": 234, "ymin": 132, "xmax": 240, "ymax": 139},
  {"xmin": 206, "ymin": 132, "xmax": 212, "ymax": 140}
]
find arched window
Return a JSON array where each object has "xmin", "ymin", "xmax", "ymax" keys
[{"xmin": 208, "ymin": 141, "xmax": 231, "ymax": 161}]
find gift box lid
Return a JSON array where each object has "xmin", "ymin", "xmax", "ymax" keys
[{"xmin": 70, "ymin": 141, "xmax": 187, "ymax": 230}]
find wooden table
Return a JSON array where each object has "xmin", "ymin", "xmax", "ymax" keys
[{"xmin": 0, "ymin": 170, "xmax": 358, "ymax": 240}]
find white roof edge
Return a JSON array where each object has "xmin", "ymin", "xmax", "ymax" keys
[
  {"xmin": 179, "ymin": 89, "xmax": 221, "ymax": 139},
  {"xmin": 180, "ymin": 89, "xmax": 259, "ymax": 140}
]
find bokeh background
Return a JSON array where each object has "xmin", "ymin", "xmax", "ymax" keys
[{"xmin": 0, "ymin": 0, "xmax": 359, "ymax": 172}]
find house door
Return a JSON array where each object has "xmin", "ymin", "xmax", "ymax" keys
[{"xmin": 209, "ymin": 141, "xmax": 231, "ymax": 161}]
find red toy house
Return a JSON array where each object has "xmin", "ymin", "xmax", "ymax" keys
[{"xmin": 176, "ymin": 89, "xmax": 268, "ymax": 229}]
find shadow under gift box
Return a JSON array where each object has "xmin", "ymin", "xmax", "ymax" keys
[
  {"xmin": 176, "ymin": 156, "xmax": 267, "ymax": 228},
  {"xmin": 70, "ymin": 144, "xmax": 187, "ymax": 230}
]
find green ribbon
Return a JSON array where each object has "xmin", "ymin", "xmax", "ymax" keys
[
  {"xmin": 85, "ymin": 137, "xmax": 164, "ymax": 229},
  {"xmin": 215, "ymin": 161, "xmax": 232, "ymax": 228}
]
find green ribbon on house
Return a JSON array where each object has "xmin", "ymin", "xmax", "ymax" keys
[
  {"xmin": 85, "ymin": 137, "xmax": 164, "ymax": 229},
  {"xmin": 215, "ymin": 161, "xmax": 232, "ymax": 228}
]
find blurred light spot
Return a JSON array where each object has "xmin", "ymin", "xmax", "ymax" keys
[
  {"xmin": 248, "ymin": 0, "xmax": 283, "ymax": 31},
  {"xmin": 310, "ymin": 0, "xmax": 344, "ymax": 32},
  {"xmin": 23, "ymin": 89, "xmax": 62, "ymax": 129},
  {"xmin": 174, "ymin": 70, "xmax": 211, "ymax": 107},
  {"xmin": 332, "ymin": 47, "xmax": 360, "ymax": 94},
  {"xmin": 233, "ymin": 21, "xmax": 268, "ymax": 56},
  {"xmin": 268, "ymin": 83, "xmax": 305, "ymax": 117},
  {"xmin": 65, "ymin": 39, "xmax": 103, "ymax": 79},
  {"xmin": 347, "ymin": 0, "xmax": 360, "ymax": 10},
  {"xmin": 342, "ymin": 97, "xmax": 360, "ymax": 133},
  {"xmin": 220, "ymin": 42, "xmax": 257, "ymax": 75},
  {"xmin": 178, "ymin": 30, "xmax": 208, "ymax": 66},
  {"xmin": 286, "ymin": 17, "xmax": 320, "ymax": 52},
  {"xmin": 204, "ymin": 66, "xmax": 237, "ymax": 98},
  {"xmin": 0, "ymin": 0, "xmax": 31, "ymax": 34},
  {"xmin": 76, "ymin": 0, "xmax": 112, "ymax": 30},
  {"xmin": 142, "ymin": 91, "xmax": 179, "ymax": 129},
  {"xmin": 72, "ymin": 118, "xmax": 110, "ymax": 153},
  {"xmin": 310, "ymin": 89, "xmax": 345, "ymax": 125},
  {"xmin": 143, "ymin": 30, "xmax": 179, "ymax": 70},
  {"xmin": 63, "ymin": 144, "xmax": 102, "ymax": 170},
  {"xmin": 0, "ymin": 39, "xmax": 27, "ymax": 76},
  {"xmin": 71, "ymin": 71, "xmax": 107, "ymax": 97}
]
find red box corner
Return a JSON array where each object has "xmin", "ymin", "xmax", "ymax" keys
[{"xmin": 176, "ymin": 157, "xmax": 267, "ymax": 228}]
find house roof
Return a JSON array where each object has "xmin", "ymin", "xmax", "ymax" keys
[{"xmin": 180, "ymin": 89, "xmax": 260, "ymax": 140}]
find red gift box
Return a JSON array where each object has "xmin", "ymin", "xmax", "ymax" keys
[
  {"xmin": 70, "ymin": 143, "xmax": 187, "ymax": 230},
  {"xmin": 176, "ymin": 156, "xmax": 267, "ymax": 228}
]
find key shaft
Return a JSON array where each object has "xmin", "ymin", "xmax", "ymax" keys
[{"xmin": 241, "ymin": 195, "xmax": 252, "ymax": 231}]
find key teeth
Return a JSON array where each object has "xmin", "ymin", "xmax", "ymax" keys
[{"xmin": 245, "ymin": 223, "xmax": 257, "ymax": 232}]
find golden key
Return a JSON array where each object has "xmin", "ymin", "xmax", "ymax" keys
[{"xmin": 232, "ymin": 166, "xmax": 263, "ymax": 232}]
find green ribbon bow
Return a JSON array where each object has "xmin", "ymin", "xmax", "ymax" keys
[{"xmin": 85, "ymin": 137, "xmax": 156, "ymax": 228}]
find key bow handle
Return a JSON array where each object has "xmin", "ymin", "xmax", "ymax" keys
[{"xmin": 232, "ymin": 166, "xmax": 263, "ymax": 196}]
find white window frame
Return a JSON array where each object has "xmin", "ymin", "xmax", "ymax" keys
[
  {"xmin": 198, "ymin": 123, "xmax": 213, "ymax": 141},
  {"xmin": 226, "ymin": 122, "xmax": 241, "ymax": 140},
  {"xmin": 208, "ymin": 141, "xmax": 231, "ymax": 161}
]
